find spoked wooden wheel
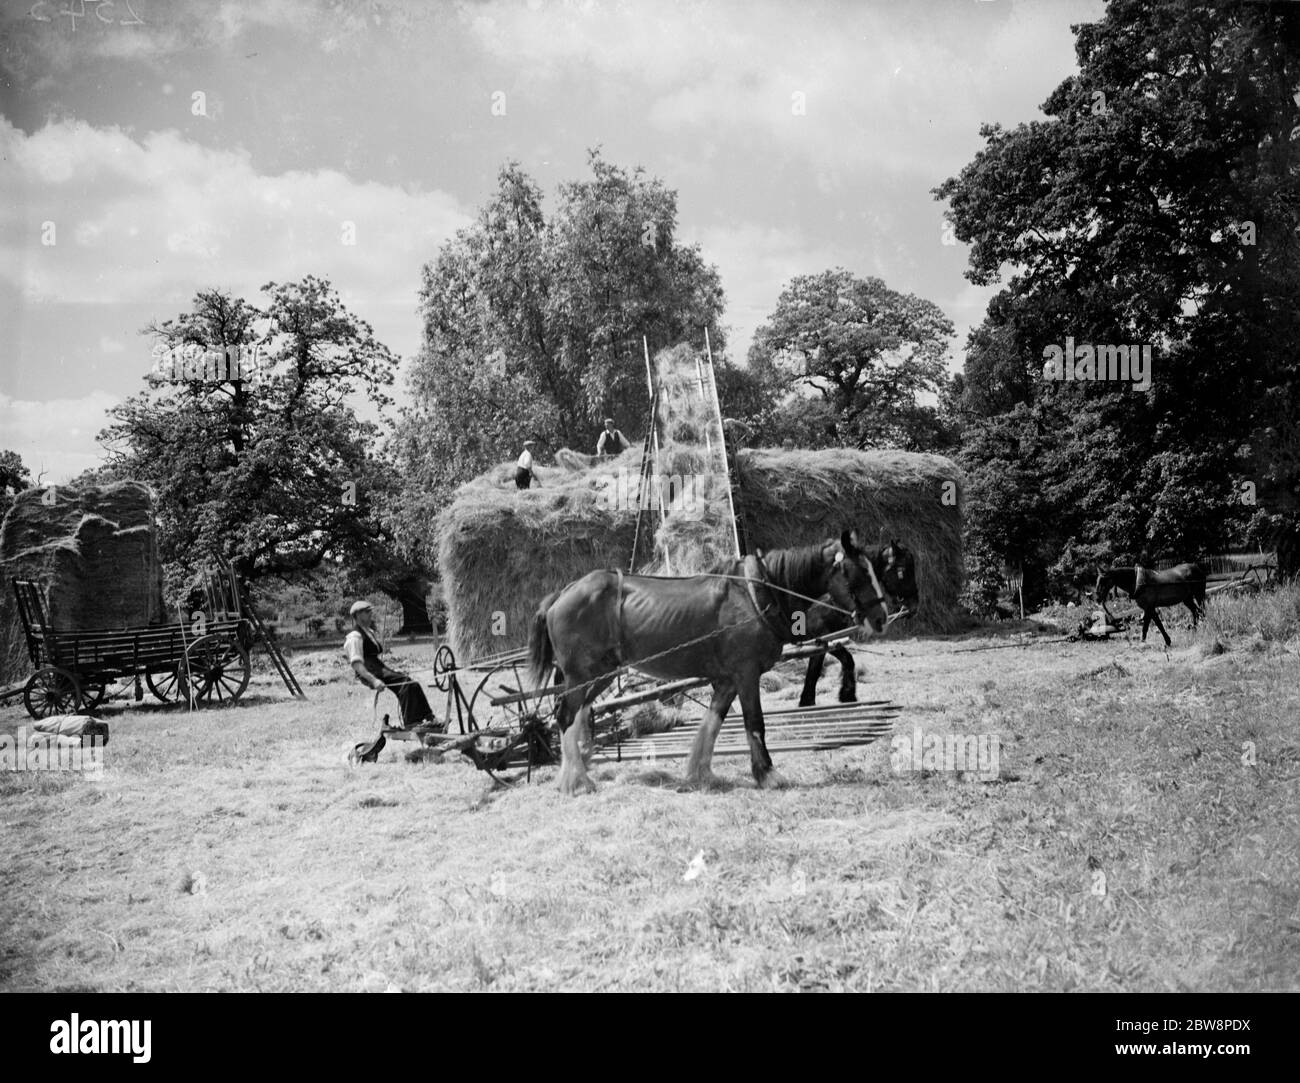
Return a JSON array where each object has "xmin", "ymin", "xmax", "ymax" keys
[
  {"xmin": 23, "ymin": 666, "xmax": 83, "ymax": 719},
  {"xmin": 182, "ymin": 633, "xmax": 251, "ymax": 707},
  {"xmin": 468, "ymin": 657, "xmax": 549, "ymax": 733},
  {"xmin": 146, "ymin": 666, "xmax": 187, "ymax": 703},
  {"xmin": 432, "ymin": 644, "xmax": 457, "ymax": 692},
  {"xmin": 467, "ymin": 659, "xmax": 563, "ymax": 779},
  {"xmin": 79, "ymin": 679, "xmax": 110, "ymax": 711}
]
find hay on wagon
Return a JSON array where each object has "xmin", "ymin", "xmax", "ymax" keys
[
  {"xmin": 0, "ymin": 481, "xmax": 165, "ymax": 684},
  {"xmin": 436, "ymin": 442, "xmax": 964, "ymax": 661}
]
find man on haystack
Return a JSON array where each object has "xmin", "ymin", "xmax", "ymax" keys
[
  {"xmin": 515, "ymin": 439, "xmax": 539, "ymax": 489},
  {"xmin": 344, "ymin": 601, "xmax": 439, "ymax": 760},
  {"xmin": 596, "ymin": 418, "xmax": 630, "ymax": 457}
]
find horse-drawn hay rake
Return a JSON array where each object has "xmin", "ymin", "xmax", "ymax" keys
[{"xmin": 370, "ymin": 632, "xmax": 901, "ymax": 785}]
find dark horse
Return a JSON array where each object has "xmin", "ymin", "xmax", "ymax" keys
[
  {"xmin": 528, "ymin": 531, "xmax": 893, "ymax": 795},
  {"xmin": 1094, "ymin": 564, "xmax": 1208, "ymax": 646},
  {"xmin": 797, "ymin": 541, "xmax": 919, "ymax": 707}
]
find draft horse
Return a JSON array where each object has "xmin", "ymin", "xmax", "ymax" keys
[
  {"xmin": 528, "ymin": 531, "xmax": 892, "ymax": 796},
  {"xmin": 1094, "ymin": 563, "xmax": 1208, "ymax": 646},
  {"xmin": 798, "ymin": 540, "xmax": 919, "ymax": 707}
]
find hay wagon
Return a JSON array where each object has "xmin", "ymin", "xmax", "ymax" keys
[
  {"xmin": 9, "ymin": 562, "xmax": 300, "ymax": 719},
  {"xmin": 370, "ymin": 634, "xmax": 901, "ymax": 784}
]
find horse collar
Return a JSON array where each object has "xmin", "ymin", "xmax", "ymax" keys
[{"xmin": 746, "ymin": 551, "xmax": 797, "ymax": 643}]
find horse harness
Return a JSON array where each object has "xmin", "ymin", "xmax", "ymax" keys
[{"xmin": 743, "ymin": 549, "xmax": 803, "ymax": 644}]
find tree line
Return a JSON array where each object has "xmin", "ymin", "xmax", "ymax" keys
[{"xmin": 3, "ymin": 0, "xmax": 1294, "ymax": 621}]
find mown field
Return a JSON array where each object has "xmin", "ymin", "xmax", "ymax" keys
[{"xmin": 2, "ymin": 591, "xmax": 1297, "ymax": 992}]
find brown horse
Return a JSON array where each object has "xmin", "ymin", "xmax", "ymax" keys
[
  {"xmin": 528, "ymin": 531, "xmax": 892, "ymax": 795},
  {"xmin": 1094, "ymin": 563, "xmax": 1207, "ymax": 646},
  {"xmin": 798, "ymin": 540, "xmax": 918, "ymax": 707}
]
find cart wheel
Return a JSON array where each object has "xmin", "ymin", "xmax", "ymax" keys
[
  {"xmin": 146, "ymin": 666, "xmax": 187, "ymax": 704},
  {"xmin": 183, "ymin": 633, "xmax": 251, "ymax": 707},
  {"xmin": 432, "ymin": 644, "xmax": 456, "ymax": 692},
  {"xmin": 468, "ymin": 657, "xmax": 549, "ymax": 733},
  {"xmin": 80, "ymin": 679, "xmax": 110, "ymax": 711},
  {"xmin": 24, "ymin": 666, "xmax": 83, "ymax": 720}
]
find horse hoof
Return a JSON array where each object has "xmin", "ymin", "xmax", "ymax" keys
[
  {"xmin": 677, "ymin": 770, "xmax": 720, "ymax": 793},
  {"xmin": 757, "ymin": 770, "xmax": 791, "ymax": 790},
  {"xmin": 558, "ymin": 772, "xmax": 597, "ymax": 797}
]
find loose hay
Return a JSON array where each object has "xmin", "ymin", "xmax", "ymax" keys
[{"xmin": 434, "ymin": 346, "xmax": 965, "ymax": 661}]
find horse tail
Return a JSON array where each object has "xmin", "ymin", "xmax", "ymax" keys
[{"xmin": 528, "ymin": 590, "xmax": 560, "ymax": 688}]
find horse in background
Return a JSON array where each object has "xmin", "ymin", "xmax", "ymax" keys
[
  {"xmin": 528, "ymin": 531, "xmax": 892, "ymax": 795},
  {"xmin": 797, "ymin": 540, "xmax": 919, "ymax": 707},
  {"xmin": 1094, "ymin": 563, "xmax": 1207, "ymax": 646}
]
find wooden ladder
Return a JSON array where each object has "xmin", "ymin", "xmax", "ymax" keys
[
  {"xmin": 628, "ymin": 387, "xmax": 661, "ymax": 573},
  {"xmin": 218, "ymin": 561, "xmax": 306, "ymax": 700},
  {"xmin": 701, "ymin": 329, "xmax": 749, "ymax": 556}
]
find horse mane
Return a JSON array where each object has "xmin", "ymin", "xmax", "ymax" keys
[{"xmin": 758, "ymin": 543, "xmax": 827, "ymax": 589}]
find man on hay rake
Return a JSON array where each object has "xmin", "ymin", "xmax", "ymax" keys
[{"xmin": 344, "ymin": 599, "xmax": 442, "ymax": 762}]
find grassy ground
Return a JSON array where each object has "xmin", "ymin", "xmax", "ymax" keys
[{"xmin": 1, "ymin": 599, "xmax": 1297, "ymax": 992}]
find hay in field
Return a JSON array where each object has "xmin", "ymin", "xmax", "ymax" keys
[{"xmin": 0, "ymin": 481, "xmax": 165, "ymax": 684}]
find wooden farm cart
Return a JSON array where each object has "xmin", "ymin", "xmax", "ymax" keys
[
  {"xmin": 10, "ymin": 562, "xmax": 303, "ymax": 719},
  {"xmin": 375, "ymin": 633, "xmax": 902, "ymax": 784}
]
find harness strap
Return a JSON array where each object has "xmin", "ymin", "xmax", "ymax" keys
[
  {"xmin": 744, "ymin": 551, "xmax": 796, "ymax": 643},
  {"xmin": 615, "ymin": 568, "xmax": 627, "ymax": 660}
]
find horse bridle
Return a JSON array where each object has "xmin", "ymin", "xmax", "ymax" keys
[{"xmin": 744, "ymin": 545, "xmax": 883, "ymax": 643}]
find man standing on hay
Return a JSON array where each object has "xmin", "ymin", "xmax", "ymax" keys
[
  {"xmin": 596, "ymin": 418, "xmax": 630, "ymax": 458},
  {"xmin": 515, "ymin": 439, "xmax": 539, "ymax": 489},
  {"xmin": 343, "ymin": 600, "xmax": 437, "ymax": 731}
]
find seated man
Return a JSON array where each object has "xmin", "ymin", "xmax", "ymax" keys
[{"xmin": 343, "ymin": 599, "xmax": 438, "ymax": 731}]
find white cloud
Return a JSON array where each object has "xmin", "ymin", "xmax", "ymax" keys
[
  {"xmin": 0, "ymin": 390, "xmax": 122, "ymax": 484},
  {"xmin": 696, "ymin": 222, "xmax": 842, "ymax": 362},
  {"xmin": 463, "ymin": 0, "xmax": 1104, "ymax": 175},
  {"xmin": 99, "ymin": 336, "xmax": 125, "ymax": 354},
  {"xmin": 0, "ymin": 118, "xmax": 470, "ymax": 308}
]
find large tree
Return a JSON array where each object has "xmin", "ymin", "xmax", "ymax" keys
[
  {"xmin": 397, "ymin": 151, "xmax": 727, "ymax": 526},
  {"xmin": 99, "ymin": 279, "xmax": 433, "ymax": 628},
  {"xmin": 937, "ymin": 0, "xmax": 1300, "ymax": 595},
  {"xmin": 0, "ymin": 450, "xmax": 31, "ymax": 523},
  {"xmin": 746, "ymin": 270, "xmax": 958, "ymax": 452}
]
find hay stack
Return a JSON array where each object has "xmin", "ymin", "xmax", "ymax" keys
[
  {"xmin": 435, "ymin": 452, "xmax": 641, "ymax": 661},
  {"xmin": 0, "ymin": 481, "xmax": 165, "ymax": 682},
  {"xmin": 737, "ymin": 447, "xmax": 963, "ymax": 630}
]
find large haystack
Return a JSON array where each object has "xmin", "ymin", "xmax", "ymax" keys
[
  {"xmin": 436, "ymin": 451, "xmax": 642, "ymax": 661},
  {"xmin": 434, "ymin": 346, "xmax": 965, "ymax": 658},
  {"xmin": 0, "ymin": 481, "xmax": 165, "ymax": 682}
]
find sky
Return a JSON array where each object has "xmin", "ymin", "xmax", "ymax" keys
[{"xmin": 0, "ymin": 0, "xmax": 1107, "ymax": 482}]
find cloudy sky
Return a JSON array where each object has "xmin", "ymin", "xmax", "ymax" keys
[{"xmin": 0, "ymin": 0, "xmax": 1105, "ymax": 482}]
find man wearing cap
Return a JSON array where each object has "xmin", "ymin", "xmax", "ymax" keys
[
  {"xmin": 596, "ymin": 418, "xmax": 630, "ymax": 458},
  {"xmin": 515, "ymin": 440, "xmax": 538, "ymax": 489},
  {"xmin": 343, "ymin": 600, "xmax": 436, "ymax": 730}
]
